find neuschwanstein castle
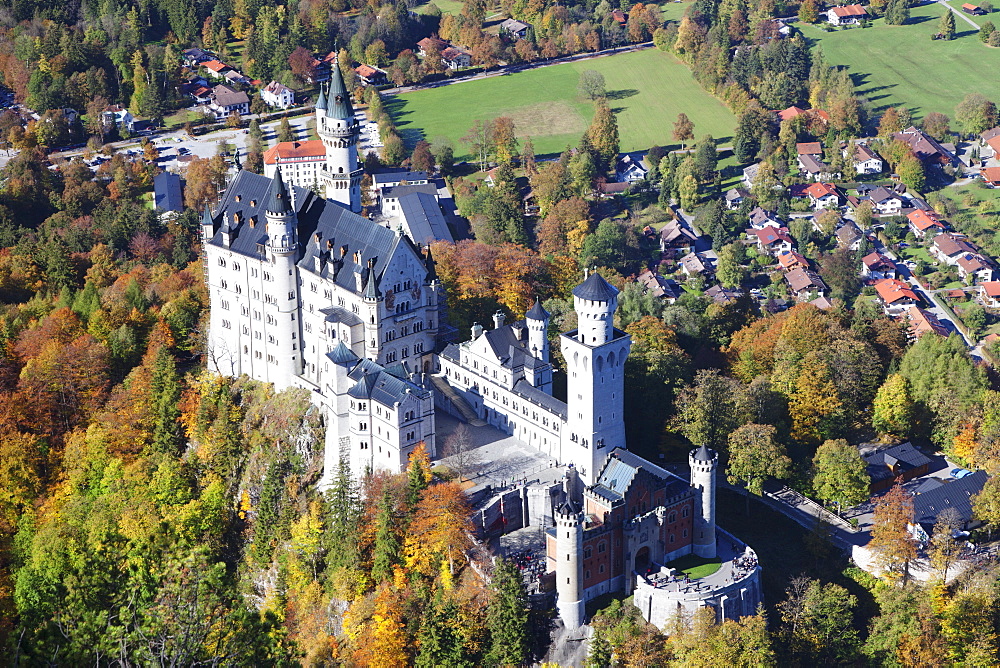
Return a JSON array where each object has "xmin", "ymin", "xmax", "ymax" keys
[{"xmin": 202, "ymin": 62, "xmax": 761, "ymax": 629}]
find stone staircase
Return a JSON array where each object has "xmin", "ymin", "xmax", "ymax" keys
[{"xmin": 429, "ymin": 375, "xmax": 486, "ymax": 427}]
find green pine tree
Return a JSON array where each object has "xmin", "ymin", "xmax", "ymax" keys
[
  {"xmin": 150, "ymin": 346, "xmax": 182, "ymax": 455},
  {"xmin": 415, "ymin": 599, "xmax": 470, "ymax": 667},
  {"xmin": 940, "ymin": 9, "xmax": 956, "ymax": 38},
  {"xmin": 371, "ymin": 490, "xmax": 402, "ymax": 584},
  {"xmin": 485, "ymin": 559, "xmax": 529, "ymax": 666},
  {"xmin": 324, "ymin": 454, "xmax": 361, "ymax": 571}
]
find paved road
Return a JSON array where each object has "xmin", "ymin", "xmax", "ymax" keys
[
  {"xmin": 383, "ymin": 41, "xmax": 655, "ymax": 95},
  {"xmin": 937, "ymin": 0, "xmax": 981, "ymax": 29}
]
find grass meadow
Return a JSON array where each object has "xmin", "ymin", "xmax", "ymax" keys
[
  {"xmin": 799, "ymin": 2, "xmax": 1000, "ymax": 120},
  {"xmin": 386, "ymin": 48, "xmax": 737, "ymax": 159}
]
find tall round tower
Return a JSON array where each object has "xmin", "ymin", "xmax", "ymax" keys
[
  {"xmin": 689, "ymin": 445, "xmax": 718, "ymax": 559},
  {"xmin": 317, "ymin": 62, "xmax": 363, "ymax": 212},
  {"xmin": 555, "ymin": 499, "xmax": 585, "ymax": 629},
  {"xmin": 263, "ymin": 169, "xmax": 301, "ymax": 391},
  {"xmin": 525, "ymin": 297, "xmax": 550, "ymax": 362},
  {"xmin": 573, "ymin": 271, "xmax": 617, "ymax": 346}
]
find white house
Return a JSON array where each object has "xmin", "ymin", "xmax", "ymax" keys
[
  {"xmin": 845, "ymin": 141, "xmax": 884, "ymax": 175},
  {"xmin": 616, "ymin": 154, "xmax": 648, "ymax": 183},
  {"xmin": 102, "ymin": 105, "xmax": 135, "ymax": 132},
  {"xmin": 261, "ymin": 81, "xmax": 295, "ymax": 109},
  {"xmin": 869, "ymin": 186, "xmax": 905, "ymax": 216},
  {"xmin": 207, "ymin": 84, "xmax": 250, "ymax": 120},
  {"xmin": 827, "ymin": 4, "xmax": 868, "ymax": 25}
]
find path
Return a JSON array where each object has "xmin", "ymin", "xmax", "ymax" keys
[
  {"xmin": 383, "ymin": 42, "xmax": 654, "ymax": 95},
  {"xmin": 937, "ymin": 0, "xmax": 981, "ymax": 29}
]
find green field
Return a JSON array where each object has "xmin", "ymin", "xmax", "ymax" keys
[
  {"xmin": 387, "ymin": 48, "xmax": 737, "ymax": 159},
  {"xmin": 799, "ymin": 3, "xmax": 1000, "ymax": 120}
]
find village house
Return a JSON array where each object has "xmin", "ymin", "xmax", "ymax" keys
[
  {"xmin": 748, "ymin": 206, "xmax": 783, "ymax": 229},
  {"xmin": 201, "ymin": 60, "xmax": 230, "ymax": 79},
  {"xmin": 844, "ymin": 141, "xmax": 884, "ymax": 175},
  {"xmin": 869, "ymin": 186, "xmax": 906, "ymax": 216},
  {"xmin": 747, "ymin": 226, "xmax": 795, "ymax": 256},
  {"xmin": 894, "ymin": 126, "xmax": 956, "ymax": 166},
  {"xmin": 903, "ymin": 306, "xmax": 950, "ymax": 339},
  {"xmin": 798, "ymin": 154, "xmax": 837, "ymax": 181},
  {"xmin": 962, "ymin": 3, "xmax": 986, "ymax": 14},
  {"xmin": 207, "ymin": 85, "xmax": 250, "ymax": 120},
  {"xmin": 978, "ymin": 281, "xmax": 1000, "ymax": 308},
  {"xmin": 981, "ymin": 167, "xmax": 1000, "ymax": 188},
  {"xmin": 102, "ymin": 105, "xmax": 134, "ymax": 132},
  {"xmin": 611, "ymin": 9, "xmax": 628, "ymax": 25},
  {"xmin": 355, "ymin": 64, "xmax": 388, "ymax": 86},
  {"xmin": 725, "ymin": 187, "xmax": 750, "ymax": 210},
  {"xmin": 616, "ymin": 155, "xmax": 648, "ymax": 183},
  {"xmin": 263, "ymin": 140, "xmax": 326, "ymax": 191},
  {"xmin": 777, "ymin": 250, "xmax": 810, "ymax": 272},
  {"xmin": 875, "ymin": 278, "xmax": 920, "ymax": 313},
  {"xmin": 224, "ymin": 70, "xmax": 252, "ymax": 86},
  {"xmin": 261, "ymin": 81, "xmax": 295, "ymax": 109},
  {"xmin": 182, "ymin": 47, "xmax": 214, "ymax": 68},
  {"xmin": 957, "ymin": 253, "xmax": 996, "ymax": 284},
  {"xmin": 679, "ymin": 252, "xmax": 714, "ymax": 278},
  {"xmin": 827, "ymin": 4, "xmax": 869, "ymax": 25},
  {"xmin": 705, "ymin": 285, "xmax": 744, "ymax": 304},
  {"xmin": 910, "ymin": 471, "xmax": 988, "ymax": 534},
  {"xmin": 907, "ymin": 209, "xmax": 946, "ymax": 238},
  {"xmin": 500, "ymin": 18, "xmax": 532, "ymax": 39},
  {"xmin": 416, "ymin": 36, "xmax": 448, "ymax": 57},
  {"xmin": 862, "ymin": 251, "xmax": 897, "ymax": 281},
  {"xmin": 441, "ymin": 47, "xmax": 472, "ymax": 70},
  {"xmin": 635, "ymin": 269, "xmax": 683, "ymax": 303},
  {"xmin": 742, "ymin": 163, "xmax": 762, "ymax": 187},
  {"xmin": 804, "ymin": 182, "xmax": 841, "ymax": 209},
  {"xmin": 659, "ymin": 220, "xmax": 698, "ymax": 254},
  {"xmin": 931, "ymin": 232, "xmax": 979, "ymax": 265},
  {"xmin": 785, "ymin": 268, "xmax": 828, "ymax": 300},
  {"xmin": 981, "ymin": 127, "xmax": 1000, "ymax": 159},
  {"xmin": 863, "ymin": 443, "xmax": 933, "ymax": 493},
  {"xmin": 836, "ymin": 221, "xmax": 864, "ymax": 250}
]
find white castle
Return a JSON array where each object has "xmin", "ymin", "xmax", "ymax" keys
[{"xmin": 201, "ymin": 64, "xmax": 761, "ymax": 631}]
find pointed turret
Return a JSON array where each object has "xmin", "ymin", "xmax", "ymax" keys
[
  {"xmin": 232, "ymin": 149, "xmax": 242, "ymax": 171},
  {"xmin": 423, "ymin": 245, "xmax": 438, "ymax": 283},
  {"xmin": 326, "ymin": 58, "xmax": 355, "ymax": 120},
  {"xmin": 316, "ymin": 83, "xmax": 328, "ymax": 111},
  {"xmin": 363, "ymin": 259, "xmax": 381, "ymax": 301},
  {"xmin": 265, "ymin": 168, "xmax": 293, "ymax": 215}
]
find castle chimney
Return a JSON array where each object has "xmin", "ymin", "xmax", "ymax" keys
[
  {"xmin": 493, "ymin": 311, "xmax": 506, "ymax": 329},
  {"xmin": 471, "ymin": 322, "xmax": 484, "ymax": 340}
]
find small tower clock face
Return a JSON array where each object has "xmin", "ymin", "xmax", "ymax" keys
[{"xmin": 385, "ymin": 289, "xmax": 395, "ymax": 308}]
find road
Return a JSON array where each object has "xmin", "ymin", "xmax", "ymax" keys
[
  {"xmin": 937, "ymin": 0, "xmax": 982, "ymax": 29},
  {"xmin": 383, "ymin": 41, "xmax": 655, "ymax": 95}
]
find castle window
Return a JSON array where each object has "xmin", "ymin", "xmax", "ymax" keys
[
  {"xmin": 682, "ymin": 507, "xmax": 689, "ymax": 518},
  {"xmin": 359, "ymin": 422, "xmax": 367, "ymax": 431},
  {"xmin": 233, "ymin": 263, "xmax": 240, "ymax": 271},
  {"xmin": 220, "ymin": 280, "xmax": 228, "ymax": 289},
  {"xmin": 584, "ymin": 547, "xmax": 592, "ymax": 559},
  {"xmin": 586, "ymin": 570, "xmax": 591, "ymax": 579},
  {"xmin": 599, "ymin": 564, "xmax": 605, "ymax": 574},
  {"xmin": 598, "ymin": 542, "xmax": 606, "ymax": 553},
  {"xmin": 218, "ymin": 258, "xmax": 226, "ymax": 267},
  {"xmin": 310, "ymin": 283, "xmax": 317, "ymax": 292},
  {"xmin": 669, "ymin": 512, "xmax": 677, "ymax": 523},
  {"xmin": 222, "ymin": 320, "xmax": 231, "ymax": 329},
  {"xmin": 669, "ymin": 534, "xmax": 675, "ymax": 544},
  {"xmin": 221, "ymin": 300, "xmax": 230, "ymax": 310},
  {"xmin": 683, "ymin": 529, "xmax": 688, "ymax": 538}
]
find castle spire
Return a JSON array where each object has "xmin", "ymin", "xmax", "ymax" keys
[
  {"xmin": 265, "ymin": 167, "xmax": 293, "ymax": 215},
  {"xmin": 316, "ymin": 82, "xmax": 328, "ymax": 111},
  {"xmin": 326, "ymin": 56, "xmax": 355, "ymax": 120}
]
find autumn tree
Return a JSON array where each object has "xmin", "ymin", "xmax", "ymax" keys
[
  {"xmin": 673, "ymin": 112, "xmax": 695, "ymax": 148},
  {"xmin": 789, "ymin": 353, "xmax": 845, "ymax": 444},
  {"xmin": 928, "ymin": 506, "xmax": 963, "ymax": 580},
  {"xmin": 404, "ymin": 482, "xmax": 473, "ymax": 578},
  {"xmin": 492, "ymin": 117, "xmax": 519, "ymax": 166},
  {"xmin": 411, "ymin": 140, "xmax": 436, "ymax": 173},
  {"xmin": 812, "ymin": 439, "xmax": 870, "ymax": 512},
  {"xmin": 869, "ymin": 483, "xmax": 919, "ymax": 581},
  {"xmin": 872, "ymin": 373, "xmax": 915, "ymax": 439},
  {"xmin": 972, "ymin": 474, "xmax": 1000, "ymax": 537},
  {"xmin": 778, "ymin": 577, "xmax": 860, "ymax": 665},
  {"xmin": 955, "ymin": 93, "xmax": 999, "ymax": 136},
  {"xmin": 674, "ymin": 369, "xmax": 746, "ymax": 453},
  {"xmin": 586, "ymin": 100, "xmax": 620, "ymax": 169},
  {"xmin": 922, "ymin": 112, "xmax": 951, "ymax": 140},
  {"xmin": 727, "ymin": 423, "xmax": 791, "ymax": 511},
  {"xmin": 578, "ymin": 69, "xmax": 606, "ymax": 100}
]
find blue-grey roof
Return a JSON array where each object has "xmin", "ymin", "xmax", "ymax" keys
[
  {"xmin": 319, "ymin": 306, "xmax": 363, "ymax": 326},
  {"xmin": 397, "ymin": 191, "xmax": 453, "ymax": 244},
  {"xmin": 863, "ymin": 443, "xmax": 933, "ymax": 484},
  {"xmin": 526, "ymin": 298, "xmax": 549, "ymax": 321},
  {"xmin": 347, "ymin": 357, "xmax": 429, "ymax": 405},
  {"xmin": 265, "ymin": 168, "xmax": 292, "ymax": 214},
  {"xmin": 206, "ymin": 170, "xmax": 427, "ymax": 297},
  {"xmin": 373, "ymin": 170, "xmax": 428, "ymax": 185},
  {"xmin": 512, "ymin": 378, "xmax": 567, "ymax": 419},
  {"xmin": 691, "ymin": 445, "xmax": 714, "ymax": 463},
  {"xmin": 326, "ymin": 61, "xmax": 354, "ymax": 120},
  {"xmin": 596, "ymin": 448, "xmax": 674, "ymax": 497},
  {"xmin": 383, "ymin": 183, "xmax": 439, "ymax": 199},
  {"xmin": 153, "ymin": 171, "xmax": 184, "ymax": 212},
  {"xmin": 316, "ymin": 83, "xmax": 327, "ymax": 111},
  {"xmin": 327, "ymin": 340, "xmax": 360, "ymax": 365},
  {"xmin": 912, "ymin": 471, "xmax": 988, "ymax": 527},
  {"xmin": 573, "ymin": 272, "xmax": 618, "ymax": 302}
]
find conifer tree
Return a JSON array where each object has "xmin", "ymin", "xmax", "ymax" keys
[
  {"xmin": 940, "ymin": 9, "xmax": 956, "ymax": 39},
  {"xmin": 371, "ymin": 490, "xmax": 402, "ymax": 584},
  {"xmin": 415, "ymin": 598, "xmax": 469, "ymax": 667},
  {"xmin": 324, "ymin": 454, "xmax": 361, "ymax": 571},
  {"xmin": 151, "ymin": 345, "xmax": 182, "ymax": 455},
  {"xmin": 585, "ymin": 100, "xmax": 620, "ymax": 169},
  {"xmin": 485, "ymin": 559, "xmax": 529, "ymax": 666}
]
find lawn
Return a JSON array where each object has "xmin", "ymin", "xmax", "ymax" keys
[
  {"xmin": 387, "ymin": 48, "xmax": 737, "ymax": 159},
  {"xmin": 798, "ymin": 3, "xmax": 1000, "ymax": 120},
  {"xmin": 413, "ymin": 0, "xmax": 468, "ymax": 15},
  {"xmin": 666, "ymin": 553, "xmax": 722, "ymax": 579}
]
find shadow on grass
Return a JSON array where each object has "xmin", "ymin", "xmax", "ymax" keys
[{"xmin": 606, "ymin": 88, "xmax": 640, "ymax": 100}]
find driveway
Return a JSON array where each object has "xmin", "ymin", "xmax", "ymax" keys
[{"xmin": 937, "ymin": 0, "xmax": 981, "ymax": 29}]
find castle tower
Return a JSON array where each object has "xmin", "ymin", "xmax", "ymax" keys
[
  {"xmin": 264, "ymin": 169, "xmax": 301, "ymax": 390},
  {"xmin": 525, "ymin": 298, "xmax": 550, "ymax": 362},
  {"xmin": 362, "ymin": 257, "xmax": 382, "ymax": 362},
  {"xmin": 558, "ymin": 272, "xmax": 631, "ymax": 485},
  {"xmin": 689, "ymin": 445, "xmax": 718, "ymax": 559},
  {"xmin": 317, "ymin": 63, "xmax": 363, "ymax": 212},
  {"xmin": 555, "ymin": 499, "xmax": 585, "ymax": 629}
]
